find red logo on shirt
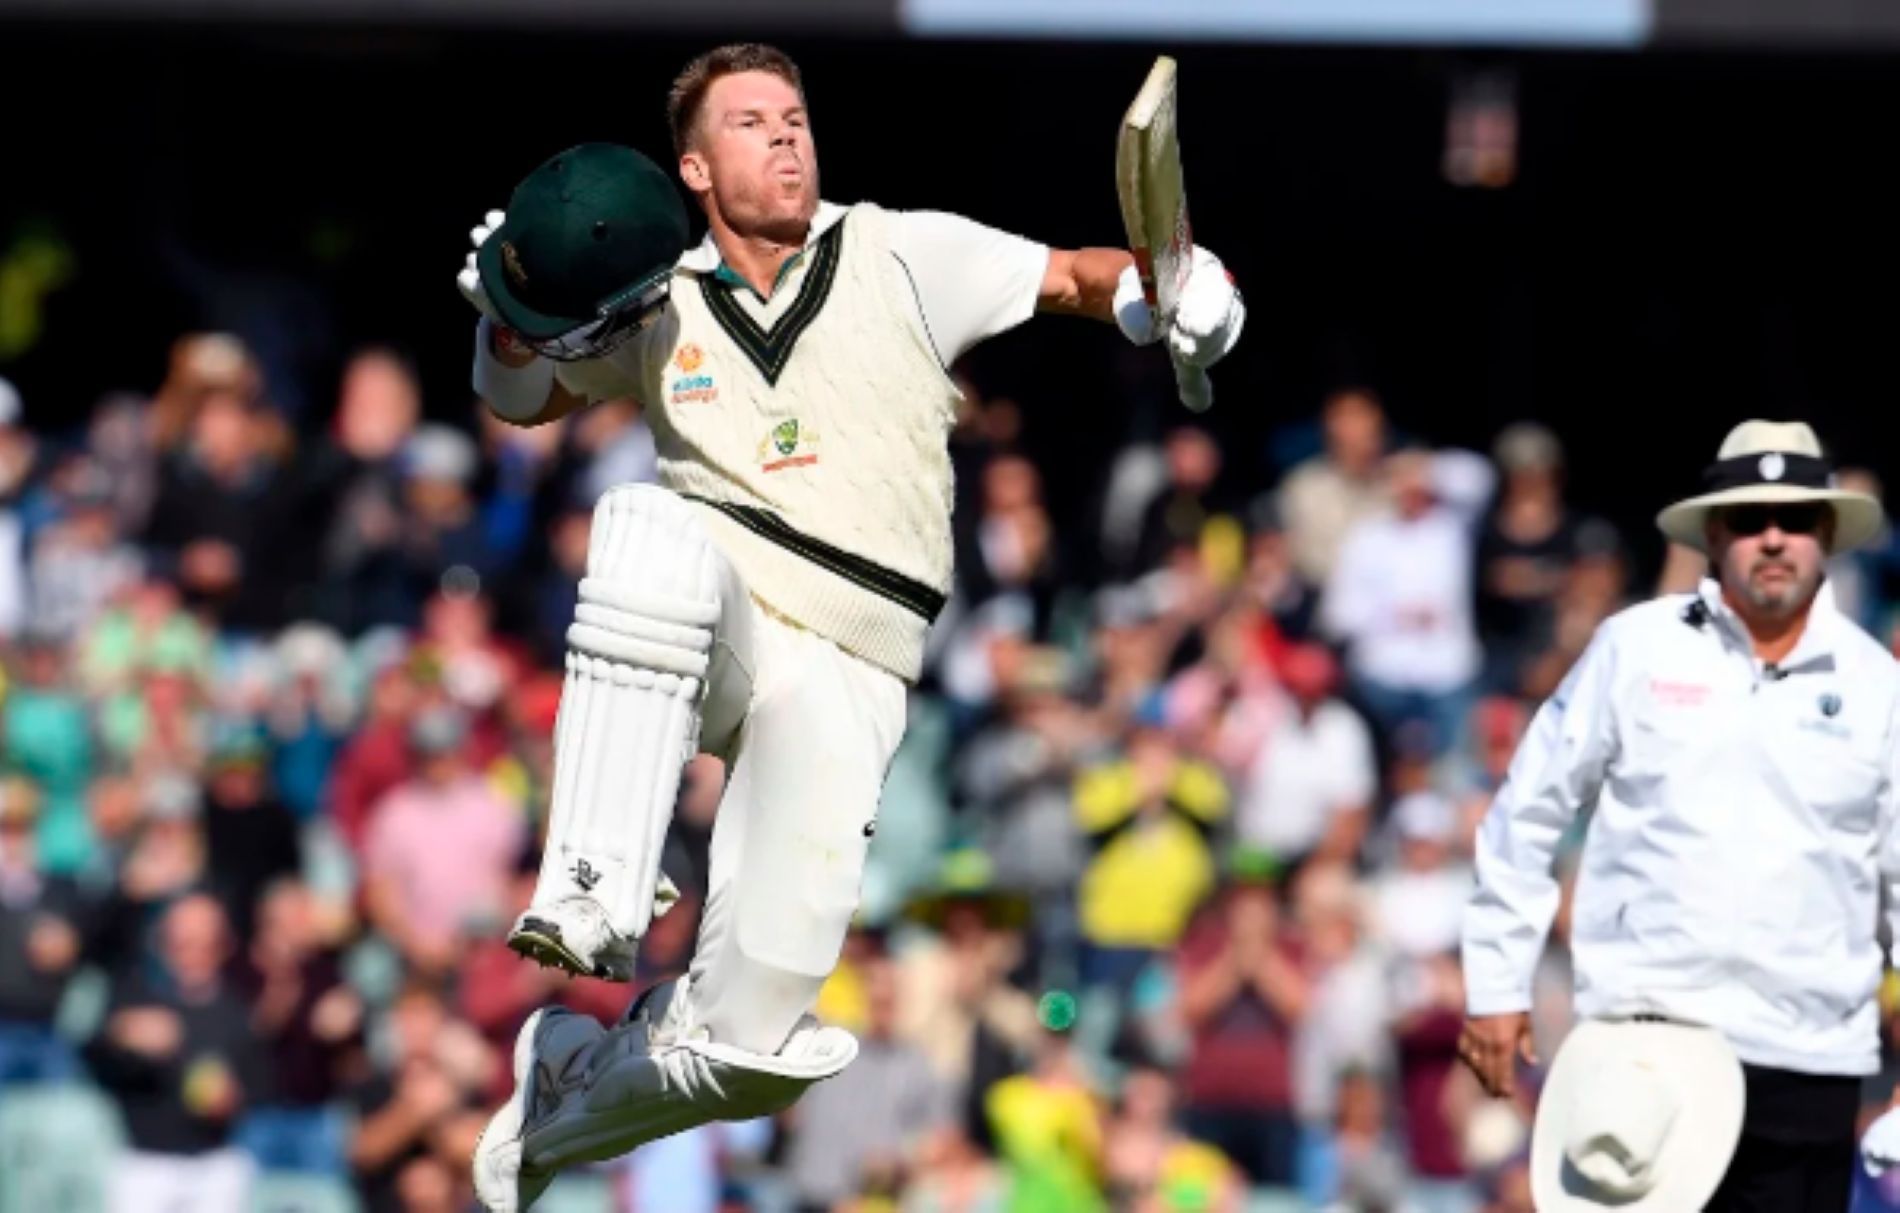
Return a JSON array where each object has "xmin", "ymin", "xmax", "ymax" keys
[{"xmin": 1648, "ymin": 679, "xmax": 1711, "ymax": 708}]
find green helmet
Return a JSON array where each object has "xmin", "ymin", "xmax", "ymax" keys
[{"xmin": 478, "ymin": 142, "xmax": 690, "ymax": 360}]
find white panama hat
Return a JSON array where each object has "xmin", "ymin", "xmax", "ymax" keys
[
  {"xmin": 1864, "ymin": 1104, "xmax": 1900, "ymax": 1180},
  {"xmin": 1532, "ymin": 1017, "xmax": 1746, "ymax": 1213},
  {"xmin": 1656, "ymin": 420, "xmax": 1884, "ymax": 554}
]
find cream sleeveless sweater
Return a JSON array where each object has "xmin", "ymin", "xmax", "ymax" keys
[{"xmin": 561, "ymin": 203, "xmax": 961, "ymax": 683}]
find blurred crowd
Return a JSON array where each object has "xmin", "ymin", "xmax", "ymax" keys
[{"xmin": 5, "ymin": 341, "xmax": 1900, "ymax": 1213}]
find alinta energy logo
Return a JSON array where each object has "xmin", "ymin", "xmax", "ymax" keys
[{"xmin": 670, "ymin": 343, "xmax": 717, "ymax": 404}]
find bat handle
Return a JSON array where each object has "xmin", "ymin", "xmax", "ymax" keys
[{"xmin": 1174, "ymin": 359, "xmax": 1213, "ymax": 413}]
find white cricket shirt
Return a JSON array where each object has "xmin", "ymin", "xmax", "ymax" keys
[{"xmin": 1462, "ymin": 577, "xmax": 1900, "ymax": 1075}]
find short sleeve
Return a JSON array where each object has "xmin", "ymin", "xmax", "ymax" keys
[{"xmin": 887, "ymin": 210, "xmax": 1049, "ymax": 365}]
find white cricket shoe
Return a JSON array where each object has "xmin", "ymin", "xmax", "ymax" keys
[
  {"xmin": 474, "ymin": 978, "xmax": 857, "ymax": 1212},
  {"xmin": 472, "ymin": 1008, "xmax": 595, "ymax": 1213},
  {"xmin": 506, "ymin": 877, "xmax": 681, "ymax": 982}
]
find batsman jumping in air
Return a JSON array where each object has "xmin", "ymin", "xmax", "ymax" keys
[{"xmin": 456, "ymin": 43, "xmax": 1244, "ymax": 1212}]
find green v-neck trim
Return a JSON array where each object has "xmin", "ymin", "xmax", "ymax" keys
[
  {"xmin": 698, "ymin": 220, "xmax": 845, "ymax": 387},
  {"xmin": 711, "ymin": 252, "xmax": 804, "ymax": 296}
]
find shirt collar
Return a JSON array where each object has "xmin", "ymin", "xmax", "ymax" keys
[
  {"xmin": 676, "ymin": 200, "xmax": 849, "ymax": 279},
  {"xmin": 1695, "ymin": 575, "xmax": 1843, "ymax": 662}
]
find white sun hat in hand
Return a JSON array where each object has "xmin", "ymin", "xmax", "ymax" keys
[{"xmin": 1532, "ymin": 1016, "xmax": 1746, "ymax": 1213}]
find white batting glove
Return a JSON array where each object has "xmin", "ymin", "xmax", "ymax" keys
[
  {"xmin": 1166, "ymin": 246, "xmax": 1244, "ymax": 369},
  {"xmin": 457, "ymin": 209, "xmax": 507, "ymax": 321},
  {"xmin": 1113, "ymin": 264, "xmax": 1160, "ymax": 346}
]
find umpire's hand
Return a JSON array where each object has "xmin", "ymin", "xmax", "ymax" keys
[{"xmin": 1458, "ymin": 1012, "xmax": 1538, "ymax": 1098}]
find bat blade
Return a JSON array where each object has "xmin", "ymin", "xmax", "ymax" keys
[{"xmin": 1116, "ymin": 55, "xmax": 1212, "ymax": 412}]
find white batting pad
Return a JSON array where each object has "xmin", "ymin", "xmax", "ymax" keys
[{"xmin": 535, "ymin": 486, "xmax": 726, "ymax": 942}]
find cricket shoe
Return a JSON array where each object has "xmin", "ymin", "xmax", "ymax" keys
[
  {"xmin": 506, "ymin": 876, "xmax": 679, "ymax": 982},
  {"xmin": 481, "ymin": 977, "xmax": 857, "ymax": 1202},
  {"xmin": 472, "ymin": 1007, "xmax": 605, "ymax": 1213}
]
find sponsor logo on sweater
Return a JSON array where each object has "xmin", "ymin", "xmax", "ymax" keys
[
  {"xmin": 669, "ymin": 343, "xmax": 717, "ymax": 404},
  {"xmin": 759, "ymin": 418, "xmax": 820, "ymax": 472}
]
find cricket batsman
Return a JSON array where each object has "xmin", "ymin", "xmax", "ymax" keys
[{"xmin": 456, "ymin": 43, "xmax": 1245, "ymax": 1212}]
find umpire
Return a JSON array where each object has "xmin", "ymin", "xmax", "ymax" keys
[{"xmin": 1461, "ymin": 420, "xmax": 1900, "ymax": 1212}]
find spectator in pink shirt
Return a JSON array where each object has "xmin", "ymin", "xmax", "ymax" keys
[{"xmin": 363, "ymin": 706, "xmax": 524, "ymax": 980}]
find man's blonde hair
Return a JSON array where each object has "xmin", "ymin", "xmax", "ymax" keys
[{"xmin": 667, "ymin": 43, "xmax": 806, "ymax": 157}]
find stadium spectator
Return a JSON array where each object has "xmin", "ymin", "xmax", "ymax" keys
[
  {"xmin": 1474, "ymin": 422, "xmax": 1578, "ymax": 693},
  {"xmin": 89, "ymin": 892, "xmax": 267, "ymax": 1213},
  {"xmin": 304, "ymin": 347, "xmax": 424, "ymax": 634},
  {"xmin": 362, "ymin": 706, "xmax": 524, "ymax": 980},
  {"xmin": 263, "ymin": 622, "xmax": 357, "ymax": 821},
  {"xmin": 328, "ymin": 660, "xmax": 421, "ymax": 853},
  {"xmin": 1102, "ymin": 1058, "xmax": 1246, "ymax": 1212},
  {"xmin": 1371, "ymin": 792, "xmax": 1473, "ymax": 963},
  {"xmin": 787, "ymin": 955, "xmax": 948, "ymax": 1211},
  {"xmin": 0, "ymin": 775, "xmax": 88, "ymax": 1084},
  {"xmin": 894, "ymin": 853, "xmax": 1042, "ymax": 1147},
  {"xmin": 1391, "ymin": 948, "xmax": 1480, "ymax": 1213},
  {"xmin": 396, "ymin": 424, "xmax": 490, "ymax": 600},
  {"xmin": 1289, "ymin": 861, "xmax": 1392, "ymax": 1181},
  {"xmin": 984, "ymin": 1016, "xmax": 1108, "ymax": 1213},
  {"xmin": 1126, "ymin": 426, "xmax": 1231, "ymax": 579},
  {"xmin": 27, "ymin": 453, "xmax": 143, "ymax": 642},
  {"xmin": 1310, "ymin": 1066, "xmax": 1411, "ymax": 1210},
  {"xmin": 91, "ymin": 773, "xmax": 221, "ymax": 981},
  {"xmin": 1172, "ymin": 862, "xmax": 1308, "ymax": 1188},
  {"xmin": 235, "ymin": 878, "xmax": 362, "ymax": 1175},
  {"xmin": 142, "ymin": 376, "xmax": 292, "ymax": 631},
  {"xmin": 954, "ymin": 646, "xmax": 1091, "ymax": 959},
  {"xmin": 346, "ymin": 982, "xmax": 494, "ymax": 1213},
  {"xmin": 1229, "ymin": 642, "xmax": 1377, "ymax": 872},
  {"xmin": 201, "ymin": 723, "xmax": 302, "ymax": 942},
  {"xmin": 1237, "ymin": 498, "xmax": 1320, "ymax": 643},
  {"xmin": 1072, "ymin": 711, "xmax": 1228, "ymax": 1000},
  {"xmin": 0, "ymin": 375, "xmax": 33, "ymax": 640},
  {"xmin": 902, "ymin": 1121, "xmax": 1008, "ymax": 1213},
  {"xmin": 1321, "ymin": 447, "xmax": 1491, "ymax": 756},
  {"xmin": 4, "ymin": 627, "xmax": 96, "ymax": 874},
  {"xmin": 1276, "ymin": 386, "xmax": 1390, "ymax": 586}
]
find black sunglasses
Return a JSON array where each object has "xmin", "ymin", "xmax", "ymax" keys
[{"xmin": 1719, "ymin": 503, "xmax": 1829, "ymax": 537}]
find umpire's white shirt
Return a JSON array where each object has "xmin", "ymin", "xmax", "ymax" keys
[{"xmin": 1463, "ymin": 576, "xmax": 1900, "ymax": 1075}]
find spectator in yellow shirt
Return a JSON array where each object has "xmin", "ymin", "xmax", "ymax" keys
[
  {"xmin": 986, "ymin": 1004, "xmax": 1108, "ymax": 1213},
  {"xmin": 1073, "ymin": 707, "xmax": 1229, "ymax": 998},
  {"xmin": 1103, "ymin": 1058, "xmax": 1245, "ymax": 1213}
]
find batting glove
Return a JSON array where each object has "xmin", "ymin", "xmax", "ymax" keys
[
  {"xmin": 457, "ymin": 209, "xmax": 506, "ymax": 322},
  {"xmin": 1167, "ymin": 246, "xmax": 1244, "ymax": 369},
  {"xmin": 1112, "ymin": 264, "xmax": 1160, "ymax": 346}
]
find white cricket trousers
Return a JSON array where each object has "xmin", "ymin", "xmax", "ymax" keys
[
  {"xmin": 108, "ymin": 1149, "xmax": 253, "ymax": 1213},
  {"xmin": 686, "ymin": 596, "xmax": 907, "ymax": 1057}
]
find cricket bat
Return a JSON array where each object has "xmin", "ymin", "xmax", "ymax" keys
[{"xmin": 1116, "ymin": 55, "xmax": 1213, "ymax": 413}]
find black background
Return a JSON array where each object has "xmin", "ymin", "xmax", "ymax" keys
[{"xmin": 4, "ymin": 21, "xmax": 1900, "ymax": 578}]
